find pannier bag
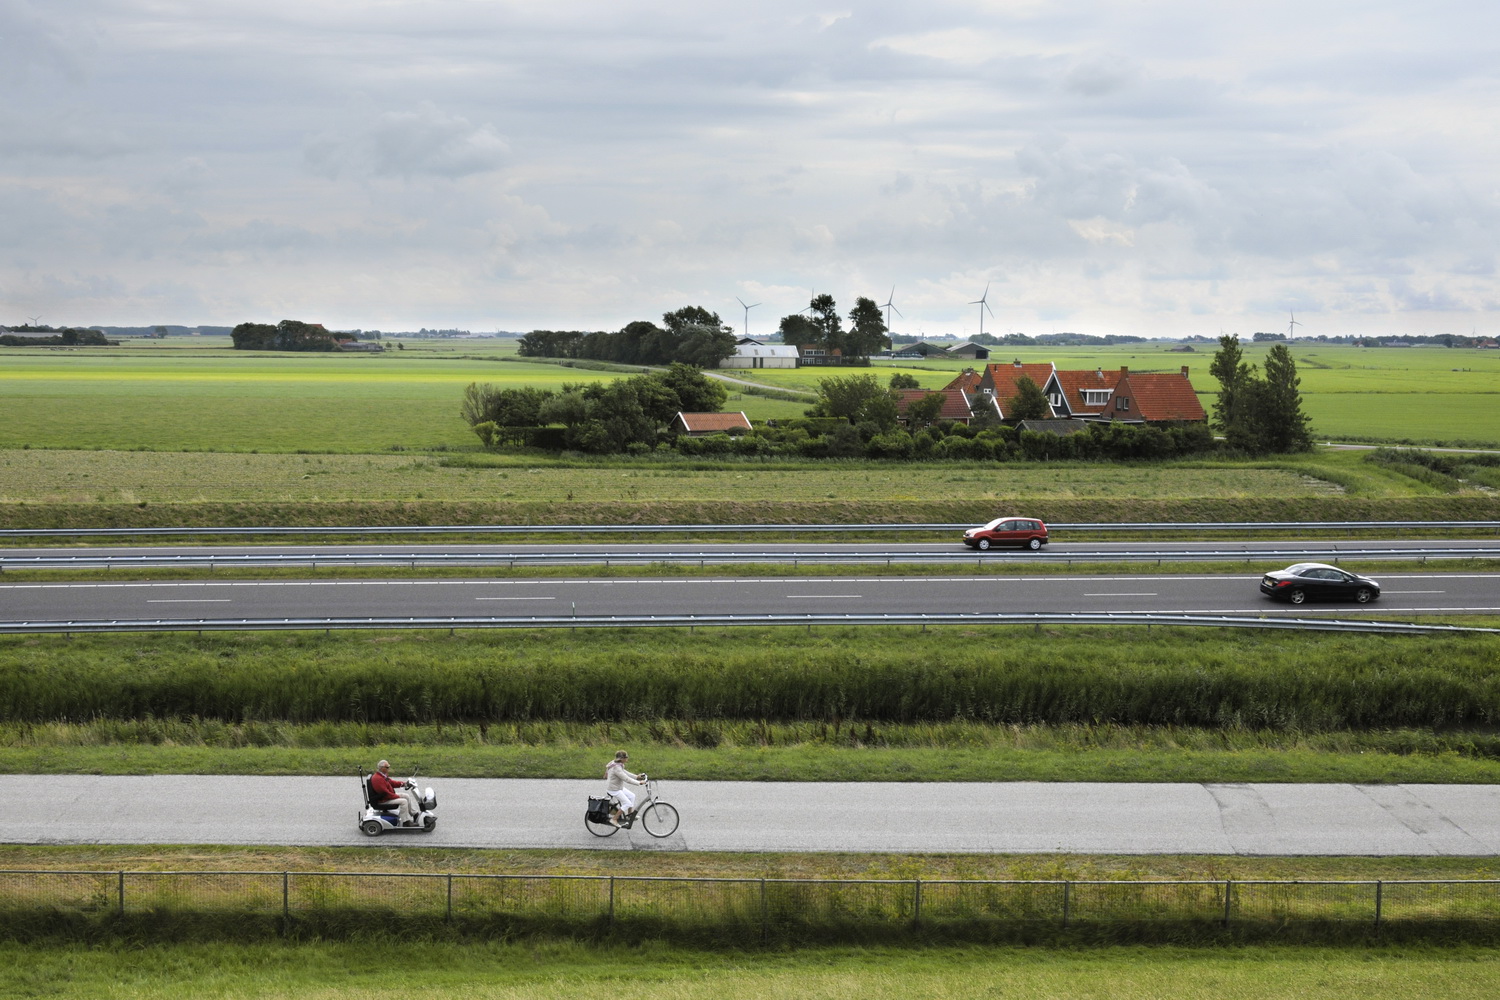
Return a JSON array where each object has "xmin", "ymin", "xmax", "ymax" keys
[{"xmin": 586, "ymin": 797, "xmax": 612, "ymax": 823}]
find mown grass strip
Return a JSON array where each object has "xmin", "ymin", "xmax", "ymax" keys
[
  {"xmin": 4, "ymin": 741, "xmax": 1500, "ymax": 785},
  {"xmin": 3, "ymin": 940, "xmax": 1498, "ymax": 998}
]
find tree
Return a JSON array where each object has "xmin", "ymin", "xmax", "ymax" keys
[
  {"xmin": 1257, "ymin": 343, "xmax": 1314, "ymax": 452},
  {"xmin": 657, "ymin": 362, "xmax": 727, "ymax": 413},
  {"xmin": 844, "ymin": 297, "xmax": 891, "ymax": 357},
  {"xmin": 1009, "ymin": 376, "xmax": 1050, "ymax": 422},
  {"xmin": 808, "ymin": 293, "xmax": 843, "ymax": 351},
  {"xmin": 1209, "ymin": 334, "xmax": 1258, "ymax": 451},
  {"xmin": 809, "ymin": 373, "xmax": 892, "ymax": 424},
  {"xmin": 888, "ymin": 372, "xmax": 920, "ymax": 389},
  {"xmin": 1210, "ymin": 335, "xmax": 1313, "ymax": 454},
  {"xmin": 777, "ymin": 313, "xmax": 820, "ymax": 346},
  {"xmin": 905, "ymin": 391, "xmax": 946, "ymax": 428}
]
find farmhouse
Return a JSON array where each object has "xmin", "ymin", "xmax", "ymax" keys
[
  {"xmin": 953, "ymin": 361, "xmax": 1207, "ymax": 426},
  {"xmin": 670, "ymin": 411, "xmax": 753, "ymax": 436},
  {"xmin": 893, "ymin": 388, "xmax": 1001, "ymax": 426},
  {"xmin": 720, "ymin": 337, "xmax": 800, "ymax": 369}
]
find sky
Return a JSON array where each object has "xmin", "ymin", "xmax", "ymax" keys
[{"xmin": 2, "ymin": 1, "xmax": 1497, "ymax": 340}]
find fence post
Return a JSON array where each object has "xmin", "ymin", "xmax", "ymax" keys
[
  {"xmin": 447, "ymin": 874, "xmax": 453, "ymax": 922},
  {"xmin": 608, "ymin": 876, "xmax": 615, "ymax": 928},
  {"xmin": 1223, "ymin": 880, "xmax": 1232, "ymax": 927},
  {"xmin": 1374, "ymin": 880, "xmax": 1383, "ymax": 929},
  {"xmin": 282, "ymin": 872, "xmax": 290, "ymax": 936},
  {"xmin": 913, "ymin": 879, "xmax": 922, "ymax": 927},
  {"xmin": 117, "ymin": 871, "xmax": 124, "ymax": 917},
  {"xmin": 760, "ymin": 879, "xmax": 768, "ymax": 943},
  {"xmin": 1062, "ymin": 882, "xmax": 1071, "ymax": 928}
]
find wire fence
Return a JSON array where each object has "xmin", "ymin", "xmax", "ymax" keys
[{"xmin": 4, "ymin": 870, "xmax": 1499, "ymax": 941}]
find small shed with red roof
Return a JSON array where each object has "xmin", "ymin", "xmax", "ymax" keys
[{"xmin": 669, "ymin": 411, "xmax": 753, "ymax": 436}]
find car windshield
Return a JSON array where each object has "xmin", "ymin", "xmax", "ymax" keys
[{"xmin": 980, "ymin": 518, "xmax": 1006, "ymax": 530}]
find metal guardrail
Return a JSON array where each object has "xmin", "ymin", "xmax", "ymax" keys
[
  {"xmin": 3, "ymin": 520, "xmax": 1499, "ymax": 538},
  {"xmin": 3, "ymin": 869, "xmax": 1496, "ymax": 933},
  {"xmin": 2, "ymin": 612, "xmax": 1493, "ymax": 636},
  {"xmin": 4, "ymin": 545, "xmax": 1499, "ymax": 570}
]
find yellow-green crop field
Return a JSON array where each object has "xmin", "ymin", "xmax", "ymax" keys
[{"xmin": 2, "ymin": 340, "xmax": 1498, "ymax": 453}]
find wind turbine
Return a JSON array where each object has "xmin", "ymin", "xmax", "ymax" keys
[
  {"xmin": 735, "ymin": 296, "xmax": 761, "ymax": 339},
  {"xmin": 27, "ymin": 315, "xmax": 41, "ymax": 327},
  {"xmin": 881, "ymin": 286, "xmax": 902, "ymax": 331},
  {"xmin": 1287, "ymin": 309, "xmax": 1301, "ymax": 341},
  {"xmin": 969, "ymin": 284, "xmax": 994, "ymax": 340}
]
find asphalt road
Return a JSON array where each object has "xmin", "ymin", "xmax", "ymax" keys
[
  {"xmin": 6, "ymin": 570, "xmax": 1500, "ymax": 621},
  {"xmin": 4, "ymin": 775, "xmax": 1498, "ymax": 855}
]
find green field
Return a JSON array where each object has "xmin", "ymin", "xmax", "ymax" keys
[{"xmin": 4, "ymin": 340, "xmax": 1500, "ymax": 453}]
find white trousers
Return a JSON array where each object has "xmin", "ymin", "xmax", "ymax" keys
[
  {"xmin": 608, "ymin": 788, "xmax": 637, "ymax": 812},
  {"xmin": 378, "ymin": 787, "xmax": 422, "ymax": 823}
]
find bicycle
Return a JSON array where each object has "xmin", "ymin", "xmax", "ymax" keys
[{"xmin": 585, "ymin": 777, "xmax": 680, "ymax": 838}]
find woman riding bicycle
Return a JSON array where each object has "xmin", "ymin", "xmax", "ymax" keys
[{"xmin": 603, "ymin": 750, "xmax": 646, "ymax": 827}]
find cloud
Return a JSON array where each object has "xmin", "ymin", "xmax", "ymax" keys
[{"xmin": 306, "ymin": 105, "xmax": 510, "ymax": 181}]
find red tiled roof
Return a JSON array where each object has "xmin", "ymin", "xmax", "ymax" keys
[
  {"xmin": 1048, "ymin": 368, "xmax": 1123, "ymax": 416},
  {"xmin": 943, "ymin": 370, "xmax": 983, "ymax": 393},
  {"xmin": 1110, "ymin": 372, "xmax": 1207, "ymax": 422},
  {"xmin": 674, "ymin": 411, "xmax": 752, "ymax": 433},
  {"xmin": 978, "ymin": 362, "xmax": 1057, "ymax": 418},
  {"xmin": 893, "ymin": 388, "xmax": 974, "ymax": 422}
]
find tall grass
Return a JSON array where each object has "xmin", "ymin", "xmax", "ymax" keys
[{"xmin": 3, "ymin": 628, "xmax": 1498, "ymax": 731}]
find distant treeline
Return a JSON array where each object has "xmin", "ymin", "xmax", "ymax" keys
[
  {"xmin": 0, "ymin": 326, "xmax": 114, "ymax": 347},
  {"xmin": 231, "ymin": 319, "xmax": 352, "ymax": 352},
  {"xmin": 518, "ymin": 306, "xmax": 737, "ymax": 368},
  {"xmin": 893, "ymin": 331, "xmax": 1150, "ymax": 347}
]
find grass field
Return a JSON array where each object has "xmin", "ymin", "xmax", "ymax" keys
[
  {"xmin": 6, "ymin": 941, "xmax": 1497, "ymax": 1000},
  {"xmin": 4, "ymin": 341, "xmax": 1500, "ymax": 453}
]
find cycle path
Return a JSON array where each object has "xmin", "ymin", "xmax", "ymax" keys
[{"xmin": 2, "ymin": 775, "xmax": 1498, "ymax": 855}]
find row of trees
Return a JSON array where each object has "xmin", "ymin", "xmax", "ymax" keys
[
  {"xmin": 517, "ymin": 307, "xmax": 737, "ymax": 368},
  {"xmin": 0, "ymin": 326, "xmax": 113, "ymax": 347},
  {"xmin": 231, "ymin": 320, "xmax": 348, "ymax": 352},
  {"xmin": 462, "ymin": 363, "xmax": 728, "ymax": 453},
  {"xmin": 776, "ymin": 294, "xmax": 891, "ymax": 356},
  {"xmin": 1209, "ymin": 336, "xmax": 1314, "ymax": 454}
]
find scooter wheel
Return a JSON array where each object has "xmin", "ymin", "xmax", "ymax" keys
[
  {"xmin": 360, "ymin": 819, "xmax": 384, "ymax": 837},
  {"xmin": 422, "ymin": 816, "xmax": 437, "ymax": 831}
]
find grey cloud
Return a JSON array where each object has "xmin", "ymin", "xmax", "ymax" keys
[{"xmin": 306, "ymin": 105, "xmax": 510, "ymax": 180}]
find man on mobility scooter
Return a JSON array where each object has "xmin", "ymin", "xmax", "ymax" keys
[{"xmin": 358, "ymin": 760, "xmax": 437, "ymax": 836}]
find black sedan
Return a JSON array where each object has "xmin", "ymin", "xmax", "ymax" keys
[{"xmin": 1259, "ymin": 563, "xmax": 1381, "ymax": 605}]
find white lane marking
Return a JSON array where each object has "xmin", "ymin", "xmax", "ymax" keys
[
  {"xmin": 1384, "ymin": 590, "xmax": 1444, "ymax": 594},
  {"xmin": 786, "ymin": 595, "xmax": 862, "ymax": 599},
  {"xmin": 146, "ymin": 599, "xmax": 232, "ymax": 603},
  {"xmin": 474, "ymin": 597, "xmax": 555, "ymax": 601},
  {"xmin": 1084, "ymin": 592, "xmax": 1158, "ymax": 597}
]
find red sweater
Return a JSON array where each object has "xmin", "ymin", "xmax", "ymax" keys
[{"xmin": 370, "ymin": 771, "xmax": 406, "ymax": 801}]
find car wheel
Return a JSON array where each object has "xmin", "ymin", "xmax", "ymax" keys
[
  {"xmin": 1027, "ymin": 537, "xmax": 1042, "ymax": 551},
  {"xmin": 1288, "ymin": 589, "xmax": 1306, "ymax": 605},
  {"xmin": 977, "ymin": 538, "xmax": 991, "ymax": 551},
  {"xmin": 1354, "ymin": 587, "xmax": 1375, "ymax": 603}
]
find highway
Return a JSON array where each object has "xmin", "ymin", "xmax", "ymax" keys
[
  {"xmin": 4, "ymin": 775, "xmax": 1499, "ymax": 855},
  {"xmin": 5, "ymin": 569, "xmax": 1500, "ymax": 622}
]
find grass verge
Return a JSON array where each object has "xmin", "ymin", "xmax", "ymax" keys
[
  {"xmin": 4, "ymin": 941, "xmax": 1499, "ymax": 1000},
  {"xmin": 6, "ymin": 738, "xmax": 1500, "ymax": 785}
]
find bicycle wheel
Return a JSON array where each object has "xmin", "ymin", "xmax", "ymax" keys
[
  {"xmin": 641, "ymin": 801, "xmax": 679, "ymax": 838},
  {"xmin": 584, "ymin": 814, "xmax": 619, "ymax": 838}
]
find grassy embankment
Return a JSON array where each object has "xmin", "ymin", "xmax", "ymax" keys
[
  {"xmin": 5, "ymin": 627, "xmax": 1499, "ymax": 784},
  {"xmin": 7, "ymin": 941, "xmax": 1498, "ymax": 1000}
]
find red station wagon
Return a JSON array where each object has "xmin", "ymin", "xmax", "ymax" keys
[{"xmin": 962, "ymin": 516, "xmax": 1049, "ymax": 551}]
